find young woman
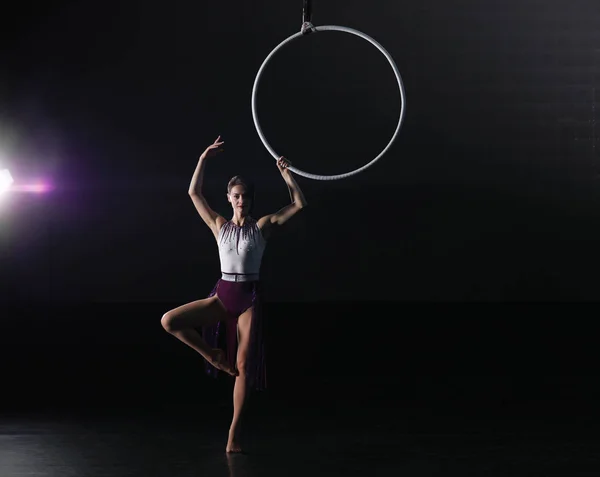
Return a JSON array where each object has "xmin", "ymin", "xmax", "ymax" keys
[{"xmin": 160, "ymin": 136, "xmax": 307, "ymax": 452}]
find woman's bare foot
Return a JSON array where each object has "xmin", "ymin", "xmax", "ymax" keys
[
  {"xmin": 209, "ymin": 349, "xmax": 238, "ymax": 376},
  {"xmin": 226, "ymin": 428, "xmax": 242, "ymax": 453}
]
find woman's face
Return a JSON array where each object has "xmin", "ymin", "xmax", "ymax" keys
[{"xmin": 228, "ymin": 185, "xmax": 251, "ymax": 215}]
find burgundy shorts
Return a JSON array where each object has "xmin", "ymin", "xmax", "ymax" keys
[{"xmin": 215, "ymin": 279, "xmax": 257, "ymax": 318}]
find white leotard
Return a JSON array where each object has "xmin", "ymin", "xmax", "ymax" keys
[{"xmin": 217, "ymin": 217, "xmax": 266, "ymax": 282}]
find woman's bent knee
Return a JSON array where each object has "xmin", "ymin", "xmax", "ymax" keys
[
  {"xmin": 161, "ymin": 312, "xmax": 176, "ymax": 332},
  {"xmin": 160, "ymin": 297, "xmax": 224, "ymax": 332}
]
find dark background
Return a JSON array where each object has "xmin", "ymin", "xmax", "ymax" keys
[{"xmin": 0, "ymin": 0, "xmax": 599, "ymax": 417}]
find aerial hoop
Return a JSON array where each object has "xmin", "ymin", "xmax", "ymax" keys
[{"xmin": 251, "ymin": 21, "xmax": 406, "ymax": 181}]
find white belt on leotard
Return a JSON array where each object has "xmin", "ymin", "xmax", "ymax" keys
[{"xmin": 221, "ymin": 272, "xmax": 259, "ymax": 282}]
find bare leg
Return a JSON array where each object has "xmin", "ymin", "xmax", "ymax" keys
[
  {"xmin": 226, "ymin": 306, "xmax": 253, "ymax": 453},
  {"xmin": 161, "ymin": 296, "xmax": 238, "ymax": 376}
]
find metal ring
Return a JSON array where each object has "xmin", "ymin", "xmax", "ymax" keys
[{"xmin": 251, "ymin": 24, "xmax": 406, "ymax": 181}]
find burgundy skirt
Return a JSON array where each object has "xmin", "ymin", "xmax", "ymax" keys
[{"xmin": 197, "ymin": 279, "xmax": 267, "ymax": 391}]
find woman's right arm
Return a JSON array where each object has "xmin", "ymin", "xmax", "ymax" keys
[{"xmin": 188, "ymin": 136, "xmax": 226, "ymax": 239}]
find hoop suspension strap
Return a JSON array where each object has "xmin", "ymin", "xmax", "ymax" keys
[{"xmin": 301, "ymin": 0, "xmax": 315, "ymax": 34}]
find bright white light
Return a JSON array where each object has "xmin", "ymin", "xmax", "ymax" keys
[{"xmin": 0, "ymin": 169, "xmax": 13, "ymax": 193}]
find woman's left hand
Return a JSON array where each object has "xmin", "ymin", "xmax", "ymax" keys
[{"xmin": 276, "ymin": 156, "xmax": 291, "ymax": 173}]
